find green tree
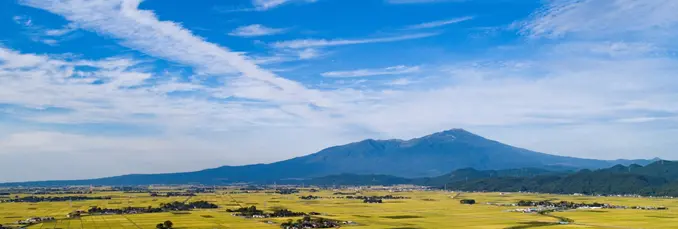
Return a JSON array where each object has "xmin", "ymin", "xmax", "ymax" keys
[
  {"xmin": 156, "ymin": 223, "xmax": 164, "ymax": 229},
  {"xmin": 163, "ymin": 220, "xmax": 173, "ymax": 229}
]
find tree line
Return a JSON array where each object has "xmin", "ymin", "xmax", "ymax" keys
[
  {"xmin": 281, "ymin": 216, "xmax": 342, "ymax": 229},
  {"xmin": 1, "ymin": 195, "xmax": 111, "ymax": 203},
  {"xmin": 227, "ymin": 206, "xmax": 310, "ymax": 218},
  {"xmin": 447, "ymin": 161, "xmax": 678, "ymax": 197},
  {"xmin": 150, "ymin": 192, "xmax": 196, "ymax": 197},
  {"xmin": 87, "ymin": 200, "xmax": 218, "ymax": 215}
]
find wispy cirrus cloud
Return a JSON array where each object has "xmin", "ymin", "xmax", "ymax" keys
[
  {"xmin": 6, "ymin": 0, "xmax": 678, "ymax": 183},
  {"xmin": 251, "ymin": 0, "xmax": 318, "ymax": 11},
  {"xmin": 249, "ymin": 48, "xmax": 326, "ymax": 65},
  {"xmin": 272, "ymin": 33, "xmax": 439, "ymax": 49},
  {"xmin": 322, "ymin": 65, "xmax": 420, "ymax": 78},
  {"xmin": 44, "ymin": 24, "xmax": 77, "ymax": 36},
  {"xmin": 229, "ymin": 24, "xmax": 286, "ymax": 37},
  {"xmin": 20, "ymin": 0, "xmax": 325, "ymax": 106},
  {"xmin": 11, "ymin": 15, "xmax": 77, "ymax": 45},
  {"xmin": 519, "ymin": 0, "xmax": 678, "ymax": 39},
  {"xmin": 386, "ymin": 0, "xmax": 463, "ymax": 4},
  {"xmin": 406, "ymin": 16, "xmax": 473, "ymax": 29}
]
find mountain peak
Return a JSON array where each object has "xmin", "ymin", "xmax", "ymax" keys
[
  {"xmin": 424, "ymin": 128, "xmax": 482, "ymax": 140},
  {"xmin": 1, "ymin": 128, "xmax": 661, "ymax": 186},
  {"xmin": 442, "ymin": 128, "xmax": 470, "ymax": 134},
  {"xmin": 430, "ymin": 128, "xmax": 465, "ymax": 135}
]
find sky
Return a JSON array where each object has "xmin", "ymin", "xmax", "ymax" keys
[{"xmin": 1, "ymin": 0, "xmax": 678, "ymax": 182}]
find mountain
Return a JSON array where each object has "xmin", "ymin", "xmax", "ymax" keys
[
  {"xmin": 0, "ymin": 129, "xmax": 657, "ymax": 186},
  {"xmin": 446, "ymin": 161, "xmax": 678, "ymax": 196},
  {"xmin": 415, "ymin": 167, "xmax": 569, "ymax": 186},
  {"xmin": 280, "ymin": 174, "xmax": 414, "ymax": 186},
  {"xmin": 276, "ymin": 168, "xmax": 570, "ymax": 186}
]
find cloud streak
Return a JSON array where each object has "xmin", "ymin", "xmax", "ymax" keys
[
  {"xmin": 272, "ymin": 33, "xmax": 439, "ymax": 49},
  {"xmin": 20, "ymin": 0, "xmax": 327, "ymax": 106},
  {"xmin": 520, "ymin": 0, "xmax": 678, "ymax": 38},
  {"xmin": 386, "ymin": 0, "xmax": 461, "ymax": 4},
  {"xmin": 229, "ymin": 24, "xmax": 286, "ymax": 37},
  {"xmin": 252, "ymin": 0, "xmax": 318, "ymax": 11},
  {"xmin": 322, "ymin": 65, "xmax": 420, "ymax": 78},
  {"xmin": 5, "ymin": 0, "xmax": 678, "ymax": 182},
  {"xmin": 406, "ymin": 16, "xmax": 473, "ymax": 29}
]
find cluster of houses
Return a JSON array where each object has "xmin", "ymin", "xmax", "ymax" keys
[
  {"xmin": 331, "ymin": 185, "xmax": 429, "ymax": 193},
  {"xmin": 1, "ymin": 195, "xmax": 110, "ymax": 203},
  {"xmin": 16, "ymin": 217, "xmax": 55, "ymax": 225},
  {"xmin": 2, "ymin": 187, "xmax": 94, "ymax": 195},
  {"xmin": 227, "ymin": 206, "xmax": 320, "ymax": 219},
  {"xmin": 503, "ymin": 200, "xmax": 668, "ymax": 213},
  {"xmin": 227, "ymin": 206, "xmax": 356, "ymax": 229},
  {"xmin": 280, "ymin": 216, "xmax": 350, "ymax": 229},
  {"xmin": 508, "ymin": 207, "xmax": 546, "ymax": 213},
  {"xmin": 344, "ymin": 194, "xmax": 410, "ymax": 203},
  {"xmin": 67, "ymin": 210, "xmax": 85, "ymax": 218},
  {"xmin": 629, "ymin": 206, "xmax": 669, "ymax": 210},
  {"xmin": 275, "ymin": 189, "xmax": 300, "ymax": 195},
  {"xmin": 346, "ymin": 195, "xmax": 410, "ymax": 200},
  {"xmin": 149, "ymin": 192, "xmax": 196, "ymax": 197}
]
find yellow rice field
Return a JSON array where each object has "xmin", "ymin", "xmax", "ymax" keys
[{"xmin": 1, "ymin": 190, "xmax": 677, "ymax": 228}]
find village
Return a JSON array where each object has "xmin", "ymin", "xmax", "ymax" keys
[{"xmin": 495, "ymin": 200, "xmax": 670, "ymax": 213}]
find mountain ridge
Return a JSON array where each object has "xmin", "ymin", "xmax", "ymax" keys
[
  {"xmin": 0, "ymin": 128, "xmax": 658, "ymax": 186},
  {"xmin": 447, "ymin": 160, "xmax": 678, "ymax": 196}
]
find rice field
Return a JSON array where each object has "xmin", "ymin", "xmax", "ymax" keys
[{"xmin": 1, "ymin": 189, "xmax": 677, "ymax": 229}]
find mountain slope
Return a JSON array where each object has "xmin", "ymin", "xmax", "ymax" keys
[
  {"xmin": 415, "ymin": 167, "xmax": 569, "ymax": 186},
  {"xmin": 447, "ymin": 161, "xmax": 678, "ymax": 196},
  {"xmin": 276, "ymin": 168, "xmax": 570, "ymax": 186},
  {"xmin": 0, "ymin": 129, "xmax": 657, "ymax": 186}
]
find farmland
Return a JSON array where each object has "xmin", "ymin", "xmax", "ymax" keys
[{"xmin": 1, "ymin": 188, "xmax": 677, "ymax": 229}]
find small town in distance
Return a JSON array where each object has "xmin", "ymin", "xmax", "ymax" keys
[{"xmin": 0, "ymin": 182, "xmax": 676, "ymax": 229}]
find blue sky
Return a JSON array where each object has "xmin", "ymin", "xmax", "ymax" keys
[{"xmin": 1, "ymin": 0, "xmax": 678, "ymax": 182}]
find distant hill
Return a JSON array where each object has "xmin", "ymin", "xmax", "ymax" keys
[
  {"xmin": 0, "ymin": 129, "xmax": 658, "ymax": 186},
  {"xmin": 446, "ymin": 160, "xmax": 678, "ymax": 196},
  {"xmin": 277, "ymin": 168, "xmax": 571, "ymax": 187},
  {"xmin": 415, "ymin": 167, "xmax": 569, "ymax": 186},
  {"xmin": 280, "ymin": 174, "xmax": 413, "ymax": 186}
]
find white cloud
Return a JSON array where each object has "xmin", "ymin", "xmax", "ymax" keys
[
  {"xmin": 322, "ymin": 65, "xmax": 420, "ymax": 78},
  {"xmin": 405, "ymin": 16, "xmax": 474, "ymax": 29},
  {"xmin": 519, "ymin": 0, "xmax": 678, "ymax": 38},
  {"xmin": 0, "ymin": 129, "xmax": 357, "ymax": 182},
  {"xmin": 0, "ymin": 48, "xmax": 50, "ymax": 68},
  {"xmin": 387, "ymin": 78, "xmax": 413, "ymax": 86},
  {"xmin": 386, "ymin": 0, "xmax": 461, "ymax": 4},
  {"xmin": 4, "ymin": 0, "xmax": 678, "ymax": 182},
  {"xmin": 12, "ymin": 15, "xmax": 33, "ymax": 26},
  {"xmin": 343, "ymin": 55, "xmax": 678, "ymax": 146},
  {"xmin": 11, "ymin": 15, "xmax": 76, "ymax": 45},
  {"xmin": 252, "ymin": 0, "xmax": 318, "ymax": 10},
  {"xmin": 44, "ymin": 24, "xmax": 77, "ymax": 36},
  {"xmin": 297, "ymin": 48, "xmax": 323, "ymax": 59},
  {"xmin": 229, "ymin": 24, "xmax": 286, "ymax": 37},
  {"xmin": 253, "ymin": 0, "xmax": 289, "ymax": 9},
  {"xmin": 272, "ymin": 33, "xmax": 439, "ymax": 49},
  {"xmin": 248, "ymin": 48, "xmax": 326, "ymax": 65},
  {"xmin": 20, "ymin": 0, "xmax": 328, "ymax": 107}
]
